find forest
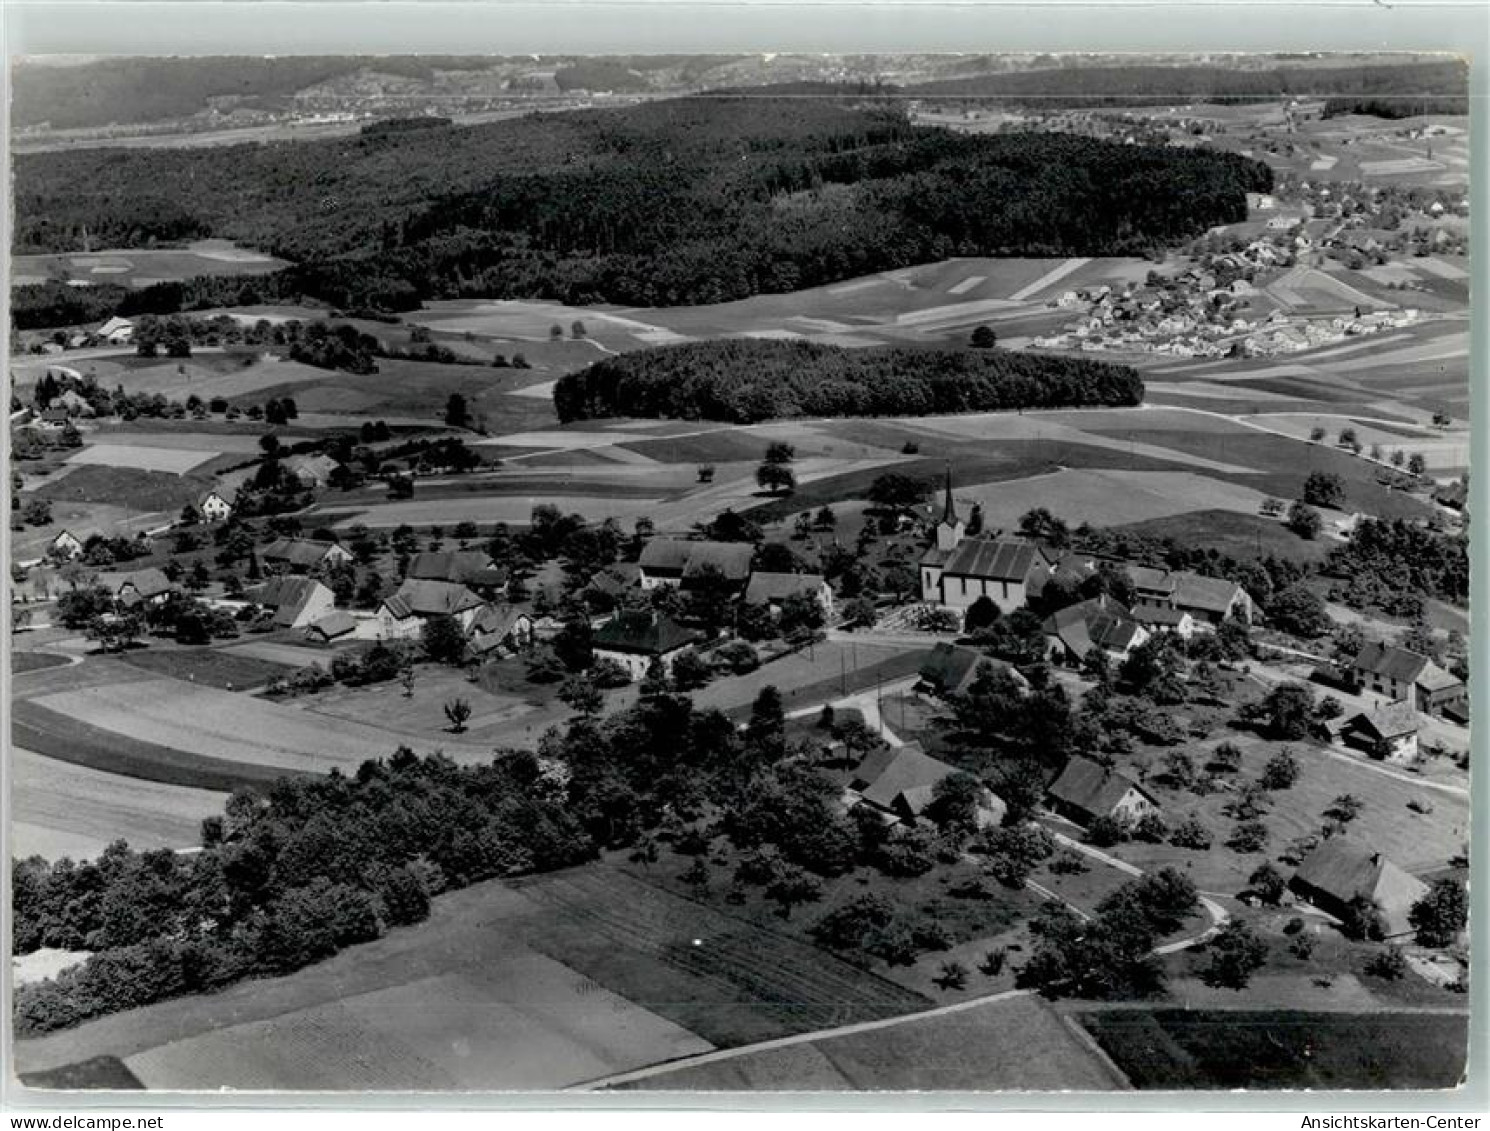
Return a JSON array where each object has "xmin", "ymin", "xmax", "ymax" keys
[
  {"xmin": 14, "ymin": 96, "xmax": 1269, "ymax": 320},
  {"xmin": 553, "ymin": 339, "xmax": 1145, "ymax": 424},
  {"xmin": 909, "ymin": 59, "xmax": 1468, "ymax": 111}
]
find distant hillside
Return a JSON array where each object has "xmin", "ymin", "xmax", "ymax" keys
[
  {"xmin": 553, "ymin": 339, "xmax": 1145, "ymax": 424},
  {"xmin": 908, "ymin": 59, "xmax": 1468, "ymax": 110},
  {"xmin": 13, "ymin": 96, "xmax": 1269, "ymax": 323}
]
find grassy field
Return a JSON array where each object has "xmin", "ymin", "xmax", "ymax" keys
[
  {"xmin": 11, "ymin": 241, "xmax": 288, "ymax": 288},
  {"xmin": 117, "ymin": 646, "xmax": 297, "ymax": 691},
  {"xmin": 66, "ymin": 443, "xmax": 219, "ymax": 475},
  {"xmin": 618, "ymin": 992, "xmax": 1127, "ymax": 1091},
  {"xmin": 301, "ymin": 664, "xmax": 541, "ymax": 745},
  {"xmin": 12, "ymin": 651, "xmax": 70, "ymax": 674},
  {"xmin": 15, "ymin": 874, "xmax": 715, "ymax": 1092},
  {"xmin": 18, "ymin": 1057, "xmax": 145, "ymax": 1091},
  {"xmin": 32, "ymin": 463, "xmax": 207, "ymax": 513},
  {"xmin": 1078, "ymin": 1009, "xmax": 1468, "ymax": 1090},
  {"xmin": 24, "ymin": 677, "xmax": 494, "ymax": 777},
  {"xmin": 10, "ymin": 747, "xmax": 226, "ymax": 862},
  {"xmin": 1107, "ymin": 509, "xmax": 1332, "ymax": 565},
  {"xmin": 511, "ymin": 865, "xmax": 931, "ymax": 1047},
  {"xmin": 957, "ymin": 468, "xmax": 1272, "ymax": 532},
  {"xmin": 11, "ymin": 700, "xmax": 290, "ymax": 793}
]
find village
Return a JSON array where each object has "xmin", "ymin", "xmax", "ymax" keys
[{"xmin": 6, "ymin": 54, "xmax": 1474, "ymax": 1096}]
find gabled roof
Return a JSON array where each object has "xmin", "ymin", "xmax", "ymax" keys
[
  {"xmin": 261, "ymin": 537, "xmax": 343, "ymax": 569},
  {"xmin": 245, "ymin": 575, "xmax": 331, "ymax": 626},
  {"xmin": 1348, "ymin": 702, "xmax": 1419, "ymax": 740},
  {"xmin": 1047, "ymin": 757, "xmax": 1156, "ymax": 821},
  {"xmin": 918, "ymin": 642, "xmax": 1027, "ymax": 698},
  {"xmin": 744, "ymin": 572, "xmax": 826, "ymax": 605},
  {"xmin": 587, "ymin": 562, "xmax": 642, "ymax": 596},
  {"xmin": 307, "ymin": 610, "xmax": 357, "ymax": 640},
  {"xmin": 200, "ymin": 483, "xmax": 239, "ymax": 507},
  {"xmin": 1415, "ymin": 661, "xmax": 1463, "ymax": 694},
  {"xmin": 1133, "ymin": 605, "xmax": 1190, "ymax": 627},
  {"xmin": 858, "ymin": 744, "xmax": 960, "ymax": 813},
  {"xmin": 469, "ymin": 605, "xmax": 530, "ymax": 639},
  {"xmin": 638, "ymin": 539, "xmax": 756, "ymax": 582},
  {"xmin": 850, "ymin": 743, "xmax": 906, "ymax": 793},
  {"xmin": 593, "ymin": 610, "xmax": 701, "ymax": 655},
  {"xmin": 407, "ymin": 550, "xmax": 499, "ymax": 585},
  {"xmin": 941, "ymin": 537, "xmax": 1048, "ymax": 582},
  {"xmin": 680, "ymin": 541, "xmax": 756, "ymax": 582},
  {"xmin": 393, "ymin": 578, "xmax": 485, "ymax": 618},
  {"xmin": 1127, "ymin": 565, "xmax": 1243, "ymax": 614},
  {"xmin": 1352, "ymin": 642, "xmax": 1430, "ymax": 685},
  {"xmin": 1291, "ymin": 836, "xmax": 1428, "ymax": 937},
  {"xmin": 380, "ymin": 595, "xmax": 416, "ymax": 620},
  {"xmin": 96, "ymin": 567, "xmax": 173, "ymax": 602},
  {"xmin": 1043, "ymin": 595, "xmax": 1143, "ymax": 656},
  {"xmin": 284, "ymin": 454, "xmax": 341, "ymax": 481}
]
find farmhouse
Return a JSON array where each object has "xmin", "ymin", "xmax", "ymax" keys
[
  {"xmin": 1131, "ymin": 604, "xmax": 1196, "ymax": 640},
  {"xmin": 743, "ymin": 572, "xmax": 833, "ymax": 619},
  {"xmin": 1341, "ymin": 702, "xmax": 1420, "ymax": 763},
  {"xmin": 46, "ymin": 530, "xmax": 85, "ymax": 561},
  {"xmin": 917, "ymin": 641, "xmax": 1028, "ymax": 699},
  {"xmin": 245, "ymin": 576, "xmax": 337, "ymax": 629},
  {"xmin": 372, "ymin": 596, "xmax": 424, "ymax": 641},
  {"xmin": 1349, "ymin": 642, "xmax": 1466, "ymax": 715},
  {"xmin": 95, "ymin": 567, "xmax": 174, "ymax": 609},
  {"xmin": 407, "ymin": 551, "xmax": 507, "ymax": 595},
  {"xmin": 1043, "ymin": 595, "xmax": 1149, "ymax": 664},
  {"xmin": 283, "ymin": 454, "xmax": 343, "ymax": 489},
  {"xmin": 305, "ymin": 609, "xmax": 358, "ymax": 643},
  {"xmin": 1046, "ymin": 757, "xmax": 1160, "ymax": 828},
  {"xmin": 585, "ymin": 563, "xmax": 643, "ymax": 605},
  {"xmin": 851, "ymin": 742, "xmax": 1003, "ymax": 828},
  {"xmin": 198, "ymin": 485, "xmax": 238, "ymax": 523},
  {"xmin": 260, "ymin": 537, "xmax": 353, "ymax": 574},
  {"xmin": 388, "ymin": 579, "xmax": 487, "ymax": 631},
  {"xmin": 465, "ymin": 606, "xmax": 535, "ymax": 660},
  {"xmin": 98, "ymin": 316, "xmax": 134, "ymax": 344},
  {"xmin": 591, "ymin": 609, "xmax": 702, "ymax": 681},
  {"xmin": 638, "ymin": 539, "xmax": 755, "ymax": 592},
  {"xmin": 1126, "ymin": 565, "xmax": 1253, "ymax": 626},
  {"xmin": 1290, "ymin": 837, "xmax": 1429, "ymax": 939}
]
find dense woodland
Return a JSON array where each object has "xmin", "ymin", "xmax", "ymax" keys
[
  {"xmin": 14, "ymin": 97, "xmax": 1269, "ymax": 321},
  {"xmin": 909, "ymin": 60, "xmax": 1468, "ymax": 112},
  {"xmin": 553, "ymin": 340, "xmax": 1145, "ymax": 423}
]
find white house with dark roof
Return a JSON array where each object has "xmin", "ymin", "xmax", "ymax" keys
[
  {"xmin": 1126, "ymin": 564, "xmax": 1253, "ymax": 626},
  {"xmin": 849, "ymin": 741, "xmax": 1004, "ymax": 828},
  {"xmin": 386, "ymin": 579, "xmax": 487, "ymax": 632},
  {"xmin": 465, "ymin": 606, "xmax": 535, "ymax": 660},
  {"xmin": 1043, "ymin": 595, "xmax": 1149, "ymax": 664},
  {"xmin": 1290, "ymin": 837, "xmax": 1428, "ymax": 939},
  {"xmin": 46, "ymin": 530, "xmax": 85, "ymax": 561},
  {"xmin": 1046, "ymin": 757, "xmax": 1160, "ymax": 828},
  {"xmin": 198, "ymin": 485, "xmax": 238, "ymax": 522},
  {"xmin": 1341, "ymin": 702, "xmax": 1420, "ymax": 763},
  {"xmin": 1350, "ymin": 642, "xmax": 1466, "ymax": 716},
  {"xmin": 591, "ymin": 609, "xmax": 702, "ymax": 681},
  {"xmin": 260, "ymin": 537, "xmax": 353, "ymax": 574}
]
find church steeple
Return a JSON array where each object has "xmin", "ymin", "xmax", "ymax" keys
[
  {"xmin": 935, "ymin": 463, "xmax": 965, "ymax": 553},
  {"xmin": 941, "ymin": 463, "xmax": 958, "ymax": 525}
]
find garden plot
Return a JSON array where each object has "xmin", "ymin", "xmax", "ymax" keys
[
  {"xmin": 10, "ymin": 747, "xmax": 226, "ymax": 862},
  {"xmin": 67, "ymin": 444, "xmax": 218, "ymax": 476},
  {"xmin": 954, "ymin": 468, "xmax": 1272, "ymax": 531},
  {"xmin": 302, "ymin": 669, "xmax": 536, "ymax": 744},
  {"xmin": 29, "ymin": 680, "xmax": 495, "ymax": 774}
]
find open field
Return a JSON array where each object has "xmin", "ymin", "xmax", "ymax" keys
[
  {"xmin": 66, "ymin": 443, "xmax": 218, "ymax": 475},
  {"xmin": 956, "ymin": 468, "xmax": 1272, "ymax": 531},
  {"xmin": 11, "ymin": 241, "xmax": 290, "ymax": 288},
  {"xmin": 31, "ymin": 463, "xmax": 206, "ymax": 514},
  {"xmin": 25, "ymin": 678, "xmax": 495, "ymax": 776},
  {"xmin": 1108, "ymin": 510, "xmax": 1331, "ymax": 565},
  {"xmin": 15, "ymin": 874, "xmax": 715, "ymax": 1092},
  {"xmin": 12, "ymin": 651, "xmax": 71, "ymax": 674},
  {"xmin": 615, "ymin": 993, "xmax": 1126, "ymax": 1091},
  {"xmin": 511, "ymin": 866, "xmax": 930, "ymax": 1047},
  {"xmin": 1103, "ymin": 732, "xmax": 1468, "ymax": 895},
  {"xmin": 299, "ymin": 665, "xmax": 542, "ymax": 745},
  {"xmin": 10, "ymin": 747, "xmax": 225, "ymax": 862},
  {"xmin": 117, "ymin": 646, "xmax": 299, "ymax": 691},
  {"xmin": 81, "ymin": 429, "xmax": 267, "ymax": 454},
  {"xmin": 1079, "ymin": 1009, "xmax": 1468, "ymax": 1090}
]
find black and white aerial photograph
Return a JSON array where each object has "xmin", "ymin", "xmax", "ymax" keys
[{"xmin": 4, "ymin": 44, "xmax": 1477, "ymax": 1099}]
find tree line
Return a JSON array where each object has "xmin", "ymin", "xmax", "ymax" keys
[{"xmin": 553, "ymin": 339, "xmax": 1144, "ymax": 424}]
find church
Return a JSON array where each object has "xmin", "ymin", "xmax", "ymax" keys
[{"xmin": 918, "ymin": 468, "xmax": 1054, "ymax": 614}]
